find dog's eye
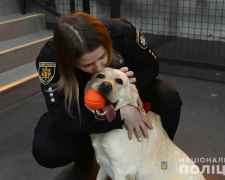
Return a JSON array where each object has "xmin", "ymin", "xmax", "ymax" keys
[
  {"xmin": 115, "ymin": 79, "xmax": 123, "ymax": 85},
  {"xmin": 96, "ymin": 74, "xmax": 105, "ymax": 79}
]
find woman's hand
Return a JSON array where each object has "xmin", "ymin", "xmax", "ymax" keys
[
  {"xmin": 119, "ymin": 67, "xmax": 136, "ymax": 84},
  {"xmin": 120, "ymin": 105, "xmax": 153, "ymax": 141}
]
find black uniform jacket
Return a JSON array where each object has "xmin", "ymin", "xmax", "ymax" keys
[{"xmin": 36, "ymin": 18, "xmax": 159, "ymax": 135}]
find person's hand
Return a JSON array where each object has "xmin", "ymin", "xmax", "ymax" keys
[
  {"xmin": 119, "ymin": 67, "xmax": 136, "ymax": 84},
  {"xmin": 120, "ymin": 105, "xmax": 153, "ymax": 141}
]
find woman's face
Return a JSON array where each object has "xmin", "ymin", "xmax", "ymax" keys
[{"xmin": 75, "ymin": 46, "xmax": 108, "ymax": 75}]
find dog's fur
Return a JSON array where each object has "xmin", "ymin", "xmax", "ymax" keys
[{"xmin": 84, "ymin": 68, "xmax": 205, "ymax": 180}]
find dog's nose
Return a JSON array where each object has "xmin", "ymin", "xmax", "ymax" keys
[{"xmin": 100, "ymin": 81, "xmax": 112, "ymax": 92}]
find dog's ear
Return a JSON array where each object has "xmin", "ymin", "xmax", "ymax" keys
[{"xmin": 129, "ymin": 84, "xmax": 145, "ymax": 115}]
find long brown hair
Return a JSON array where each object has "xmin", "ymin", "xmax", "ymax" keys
[{"xmin": 53, "ymin": 12, "xmax": 120, "ymax": 119}]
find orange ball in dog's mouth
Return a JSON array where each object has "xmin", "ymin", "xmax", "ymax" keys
[
  {"xmin": 84, "ymin": 89, "xmax": 117, "ymax": 122},
  {"xmin": 84, "ymin": 89, "xmax": 106, "ymax": 110}
]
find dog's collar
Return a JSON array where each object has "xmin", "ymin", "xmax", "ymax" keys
[{"xmin": 143, "ymin": 102, "xmax": 151, "ymax": 113}]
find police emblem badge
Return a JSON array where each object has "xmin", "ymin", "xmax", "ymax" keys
[
  {"xmin": 161, "ymin": 161, "xmax": 168, "ymax": 170},
  {"xmin": 38, "ymin": 62, "xmax": 56, "ymax": 85},
  {"xmin": 136, "ymin": 29, "xmax": 148, "ymax": 49}
]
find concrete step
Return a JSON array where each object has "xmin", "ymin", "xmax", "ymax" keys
[
  {"xmin": 0, "ymin": 13, "xmax": 26, "ymax": 23},
  {"xmin": 0, "ymin": 61, "xmax": 37, "ymax": 87},
  {"xmin": 0, "ymin": 60, "xmax": 40, "ymax": 111},
  {"xmin": 0, "ymin": 73, "xmax": 40, "ymax": 111},
  {"xmin": 0, "ymin": 13, "xmax": 46, "ymax": 42},
  {"xmin": 0, "ymin": 0, "xmax": 21, "ymax": 17},
  {"xmin": 0, "ymin": 30, "xmax": 53, "ymax": 74}
]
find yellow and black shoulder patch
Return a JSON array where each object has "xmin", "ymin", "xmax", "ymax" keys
[
  {"xmin": 38, "ymin": 62, "xmax": 56, "ymax": 85},
  {"xmin": 136, "ymin": 29, "xmax": 148, "ymax": 49}
]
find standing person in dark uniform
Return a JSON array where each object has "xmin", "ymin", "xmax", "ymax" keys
[{"xmin": 32, "ymin": 12, "xmax": 182, "ymax": 173}]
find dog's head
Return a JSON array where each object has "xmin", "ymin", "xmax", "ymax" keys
[{"xmin": 84, "ymin": 67, "xmax": 145, "ymax": 121}]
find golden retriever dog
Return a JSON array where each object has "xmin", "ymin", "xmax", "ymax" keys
[{"xmin": 84, "ymin": 67, "xmax": 205, "ymax": 180}]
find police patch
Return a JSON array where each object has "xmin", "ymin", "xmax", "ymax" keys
[
  {"xmin": 136, "ymin": 29, "xmax": 148, "ymax": 49},
  {"xmin": 38, "ymin": 62, "xmax": 56, "ymax": 85}
]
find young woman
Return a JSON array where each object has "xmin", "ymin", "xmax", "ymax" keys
[{"xmin": 32, "ymin": 12, "xmax": 182, "ymax": 173}]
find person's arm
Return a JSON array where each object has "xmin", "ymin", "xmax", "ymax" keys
[
  {"xmin": 115, "ymin": 23, "xmax": 157, "ymax": 141},
  {"xmin": 131, "ymin": 44, "xmax": 159, "ymax": 91},
  {"xmin": 123, "ymin": 26, "xmax": 159, "ymax": 91},
  {"xmin": 36, "ymin": 40, "xmax": 123, "ymax": 135},
  {"xmin": 41, "ymin": 85, "xmax": 123, "ymax": 135}
]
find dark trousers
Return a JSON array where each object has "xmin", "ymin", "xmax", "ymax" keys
[{"xmin": 32, "ymin": 79, "xmax": 182, "ymax": 168}]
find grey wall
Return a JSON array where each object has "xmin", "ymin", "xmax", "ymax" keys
[{"xmin": 0, "ymin": 0, "xmax": 20, "ymax": 16}]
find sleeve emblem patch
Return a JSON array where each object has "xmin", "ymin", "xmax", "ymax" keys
[
  {"xmin": 136, "ymin": 29, "xmax": 148, "ymax": 49},
  {"xmin": 38, "ymin": 62, "xmax": 56, "ymax": 85}
]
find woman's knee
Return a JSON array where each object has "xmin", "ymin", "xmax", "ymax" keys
[
  {"xmin": 32, "ymin": 154, "xmax": 53, "ymax": 168},
  {"xmin": 32, "ymin": 112, "xmax": 73, "ymax": 168},
  {"xmin": 32, "ymin": 117, "xmax": 93, "ymax": 168},
  {"xmin": 32, "ymin": 145, "xmax": 51, "ymax": 168},
  {"xmin": 155, "ymin": 79, "xmax": 182, "ymax": 109},
  {"xmin": 32, "ymin": 144, "xmax": 72, "ymax": 168},
  {"xmin": 33, "ymin": 154, "xmax": 71, "ymax": 168},
  {"xmin": 139, "ymin": 79, "xmax": 182, "ymax": 109},
  {"xmin": 32, "ymin": 139, "xmax": 53, "ymax": 168}
]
